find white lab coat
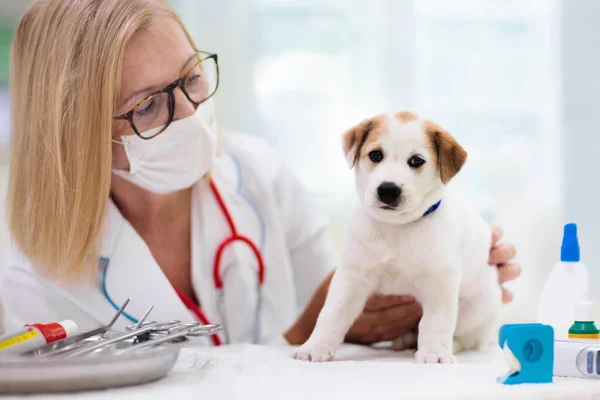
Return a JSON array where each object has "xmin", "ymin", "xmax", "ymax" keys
[{"xmin": 0, "ymin": 131, "xmax": 338, "ymax": 345}]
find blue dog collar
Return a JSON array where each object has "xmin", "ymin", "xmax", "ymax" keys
[{"xmin": 423, "ymin": 200, "xmax": 442, "ymax": 217}]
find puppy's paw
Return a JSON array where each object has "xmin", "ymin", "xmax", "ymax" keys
[
  {"xmin": 292, "ymin": 342, "xmax": 335, "ymax": 362},
  {"xmin": 415, "ymin": 348, "xmax": 457, "ymax": 364}
]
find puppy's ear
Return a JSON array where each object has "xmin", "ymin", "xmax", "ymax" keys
[
  {"xmin": 342, "ymin": 119, "xmax": 372, "ymax": 168},
  {"xmin": 425, "ymin": 121, "xmax": 468, "ymax": 184}
]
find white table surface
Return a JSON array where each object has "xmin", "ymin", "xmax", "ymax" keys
[{"xmin": 5, "ymin": 343, "xmax": 600, "ymax": 400}]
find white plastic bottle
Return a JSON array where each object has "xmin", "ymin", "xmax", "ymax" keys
[{"xmin": 536, "ymin": 223, "xmax": 590, "ymax": 340}]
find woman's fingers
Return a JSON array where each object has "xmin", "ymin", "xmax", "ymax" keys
[
  {"xmin": 346, "ymin": 301, "xmax": 423, "ymax": 344},
  {"xmin": 502, "ymin": 288, "xmax": 514, "ymax": 304},
  {"xmin": 489, "ymin": 243, "xmax": 517, "ymax": 266},
  {"xmin": 347, "ymin": 324, "xmax": 416, "ymax": 344},
  {"xmin": 348, "ymin": 303, "xmax": 412, "ymax": 336},
  {"xmin": 346, "ymin": 313, "xmax": 421, "ymax": 344},
  {"xmin": 364, "ymin": 301, "xmax": 423, "ymax": 326},
  {"xmin": 490, "ymin": 225, "xmax": 504, "ymax": 248},
  {"xmin": 488, "ymin": 225, "xmax": 520, "ymax": 305},
  {"xmin": 363, "ymin": 294, "xmax": 415, "ymax": 311},
  {"xmin": 497, "ymin": 263, "xmax": 521, "ymax": 284}
]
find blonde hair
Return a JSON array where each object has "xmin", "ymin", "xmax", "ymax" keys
[{"xmin": 8, "ymin": 0, "xmax": 197, "ymax": 282}]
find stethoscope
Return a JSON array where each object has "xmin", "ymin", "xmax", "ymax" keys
[
  {"xmin": 101, "ymin": 177, "xmax": 266, "ymax": 347},
  {"xmin": 175, "ymin": 179, "xmax": 265, "ymax": 346}
]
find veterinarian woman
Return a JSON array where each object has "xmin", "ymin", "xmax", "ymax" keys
[{"xmin": 0, "ymin": 0, "xmax": 520, "ymax": 346}]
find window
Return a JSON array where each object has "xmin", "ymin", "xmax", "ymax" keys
[
  {"xmin": 246, "ymin": 0, "xmax": 561, "ymax": 223},
  {"xmin": 251, "ymin": 1, "xmax": 398, "ymax": 200},
  {"xmin": 172, "ymin": 0, "xmax": 563, "ymax": 322},
  {"xmin": 414, "ymin": 0, "xmax": 561, "ymax": 221}
]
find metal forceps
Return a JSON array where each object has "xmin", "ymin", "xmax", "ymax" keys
[
  {"xmin": 117, "ymin": 323, "xmax": 222, "ymax": 354},
  {"xmin": 124, "ymin": 320, "xmax": 183, "ymax": 332},
  {"xmin": 125, "ymin": 320, "xmax": 221, "ymax": 342},
  {"xmin": 58, "ymin": 321, "xmax": 184, "ymax": 359}
]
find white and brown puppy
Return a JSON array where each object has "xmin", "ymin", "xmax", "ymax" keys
[{"xmin": 293, "ymin": 112, "xmax": 503, "ymax": 364}]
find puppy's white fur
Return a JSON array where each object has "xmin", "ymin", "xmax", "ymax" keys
[{"xmin": 293, "ymin": 113, "xmax": 502, "ymax": 364}]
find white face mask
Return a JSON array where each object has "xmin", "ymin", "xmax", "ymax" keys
[{"xmin": 112, "ymin": 98, "xmax": 218, "ymax": 194}]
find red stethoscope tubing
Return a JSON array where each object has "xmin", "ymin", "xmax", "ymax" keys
[{"xmin": 175, "ymin": 180, "xmax": 266, "ymax": 346}]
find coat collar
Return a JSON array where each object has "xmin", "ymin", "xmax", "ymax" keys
[{"xmin": 98, "ymin": 200, "xmax": 198, "ymax": 327}]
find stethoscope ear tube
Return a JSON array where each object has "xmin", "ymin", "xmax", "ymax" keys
[
  {"xmin": 254, "ymin": 280, "xmax": 262, "ymax": 344},
  {"xmin": 215, "ymin": 271, "xmax": 262, "ymax": 345},
  {"xmin": 216, "ymin": 290, "xmax": 231, "ymax": 345},
  {"xmin": 200, "ymin": 180, "xmax": 266, "ymax": 345}
]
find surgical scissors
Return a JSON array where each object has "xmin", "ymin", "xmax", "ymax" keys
[
  {"xmin": 59, "ymin": 321, "xmax": 184, "ymax": 358},
  {"xmin": 124, "ymin": 320, "xmax": 183, "ymax": 332},
  {"xmin": 117, "ymin": 324, "xmax": 222, "ymax": 354},
  {"xmin": 59, "ymin": 320, "xmax": 221, "ymax": 358}
]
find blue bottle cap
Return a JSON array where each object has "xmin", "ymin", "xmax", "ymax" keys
[{"xmin": 561, "ymin": 223, "xmax": 580, "ymax": 262}]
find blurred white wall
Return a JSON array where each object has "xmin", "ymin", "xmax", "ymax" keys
[
  {"xmin": 0, "ymin": 150, "xmax": 7, "ymax": 264},
  {"xmin": 562, "ymin": 0, "xmax": 600, "ymax": 305}
]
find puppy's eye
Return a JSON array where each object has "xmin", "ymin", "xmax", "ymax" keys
[
  {"xmin": 368, "ymin": 150, "xmax": 384, "ymax": 163},
  {"xmin": 408, "ymin": 155, "xmax": 425, "ymax": 168}
]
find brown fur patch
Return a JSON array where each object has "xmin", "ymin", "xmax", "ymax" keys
[
  {"xmin": 394, "ymin": 111, "xmax": 418, "ymax": 124},
  {"xmin": 342, "ymin": 114, "xmax": 388, "ymax": 167},
  {"xmin": 362, "ymin": 115, "xmax": 388, "ymax": 147},
  {"xmin": 424, "ymin": 121, "xmax": 468, "ymax": 184}
]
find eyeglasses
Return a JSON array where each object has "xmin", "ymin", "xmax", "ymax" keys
[{"xmin": 114, "ymin": 51, "xmax": 219, "ymax": 140}]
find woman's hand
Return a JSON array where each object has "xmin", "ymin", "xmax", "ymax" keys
[
  {"xmin": 344, "ymin": 294, "xmax": 422, "ymax": 344},
  {"xmin": 284, "ymin": 271, "xmax": 422, "ymax": 345},
  {"xmin": 489, "ymin": 225, "xmax": 520, "ymax": 303}
]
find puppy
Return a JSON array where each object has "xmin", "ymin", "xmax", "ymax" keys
[{"xmin": 293, "ymin": 112, "xmax": 503, "ymax": 364}]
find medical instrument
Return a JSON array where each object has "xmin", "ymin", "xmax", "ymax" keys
[
  {"xmin": 175, "ymin": 179, "xmax": 265, "ymax": 346},
  {"xmin": 57, "ymin": 320, "xmax": 214, "ymax": 359},
  {"xmin": 554, "ymin": 339, "xmax": 600, "ymax": 379},
  {"xmin": 57, "ymin": 321, "xmax": 181, "ymax": 358},
  {"xmin": 0, "ymin": 300, "xmax": 222, "ymax": 394},
  {"xmin": 0, "ymin": 340, "xmax": 182, "ymax": 394},
  {"xmin": 23, "ymin": 298, "xmax": 130, "ymax": 358},
  {"xmin": 126, "ymin": 305, "xmax": 155, "ymax": 342},
  {"xmin": 117, "ymin": 323, "xmax": 221, "ymax": 354},
  {"xmin": 26, "ymin": 301, "xmax": 220, "ymax": 359},
  {"xmin": 0, "ymin": 320, "xmax": 78, "ymax": 357},
  {"xmin": 133, "ymin": 305, "xmax": 154, "ymax": 329},
  {"xmin": 497, "ymin": 323, "xmax": 554, "ymax": 385}
]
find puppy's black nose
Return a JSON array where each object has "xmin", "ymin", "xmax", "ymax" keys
[{"xmin": 377, "ymin": 182, "xmax": 401, "ymax": 207}]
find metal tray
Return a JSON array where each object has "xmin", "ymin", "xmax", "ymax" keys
[
  {"xmin": 0, "ymin": 301, "xmax": 221, "ymax": 394},
  {"xmin": 0, "ymin": 340, "xmax": 183, "ymax": 394}
]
